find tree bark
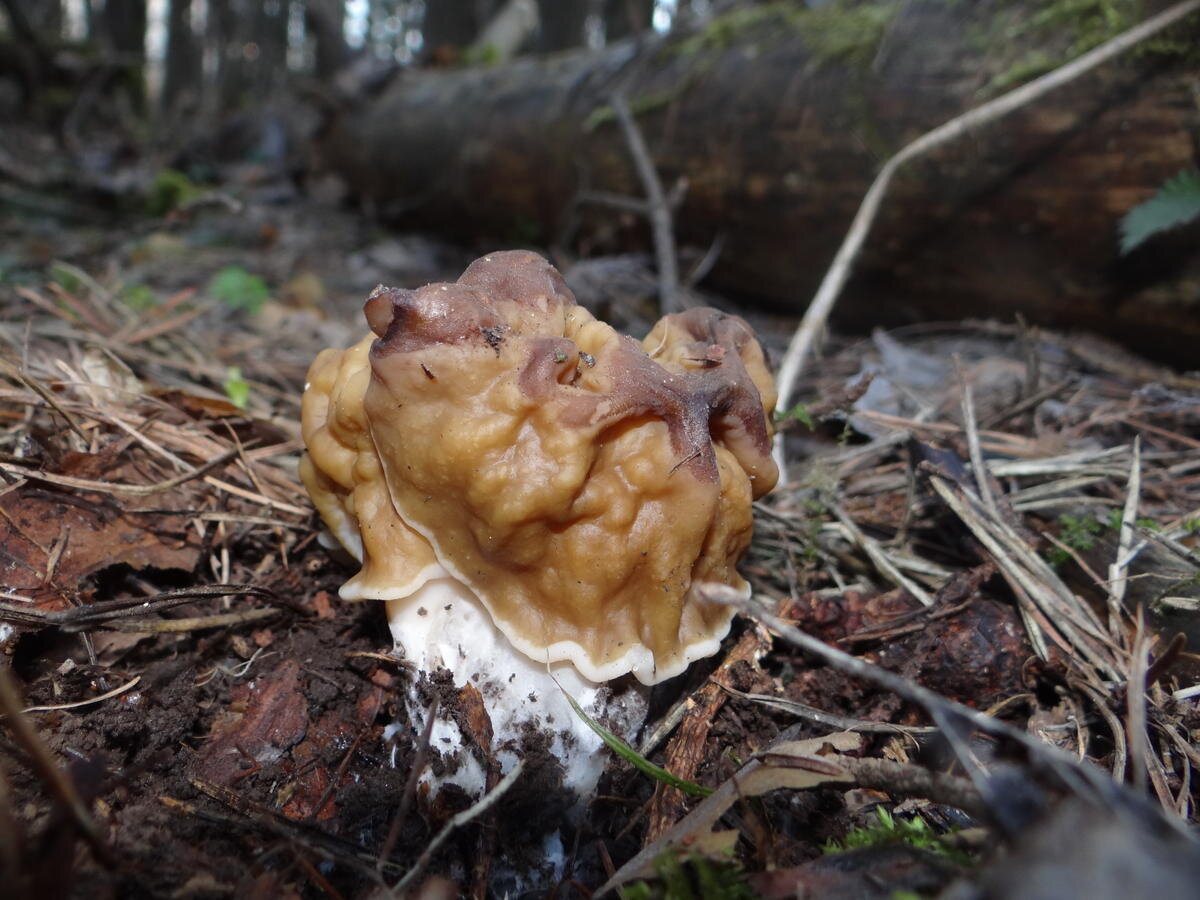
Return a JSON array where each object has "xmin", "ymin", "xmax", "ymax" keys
[
  {"xmin": 603, "ymin": 0, "xmax": 653, "ymax": 41},
  {"xmin": 163, "ymin": 0, "xmax": 199, "ymax": 110},
  {"xmin": 252, "ymin": 0, "xmax": 288, "ymax": 92},
  {"xmin": 536, "ymin": 0, "xmax": 588, "ymax": 52},
  {"xmin": 25, "ymin": 0, "xmax": 62, "ymax": 40},
  {"xmin": 317, "ymin": 0, "xmax": 1200, "ymax": 365},
  {"xmin": 422, "ymin": 0, "xmax": 495, "ymax": 54},
  {"xmin": 306, "ymin": 0, "xmax": 349, "ymax": 78},
  {"xmin": 100, "ymin": 0, "xmax": 146, "ymax": 58}
]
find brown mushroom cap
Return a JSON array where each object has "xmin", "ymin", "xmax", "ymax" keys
[
  {"xmin": 299, "ymin": 336, "xmax": 441, "ymax": 601},
  {"xmin": 301, "ymin": 250, "xmax": 778, "ymax": 684}
]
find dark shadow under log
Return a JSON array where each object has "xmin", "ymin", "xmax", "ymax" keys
[{"xmin": 317, "ymin": 0, "xmax": 1200, "ymax": 366}]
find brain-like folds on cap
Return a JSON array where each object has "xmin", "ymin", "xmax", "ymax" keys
[{"xmin": 301, "ymin": 250, "xmax": 778, "ymax": 684}]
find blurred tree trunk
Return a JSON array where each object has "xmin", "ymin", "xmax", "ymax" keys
[
  {"xmin": 252, "ymin": 0, "xmax": 288, "ymax": 91},
  {"xmin": 603, "ymin": 0, "xmax": 653, "ymax": 40},
  {"xmin": 163, "ymin": 0, "xmax": 199, "ymax": 110},
  {"xmin": 0, "ymin": 0, "xmax": 47, "ymax": 109},
  {"xmin": 317, "ymin": 0, "xmax": 1200, "ymax": 366},
  {"xmin": 307, "ymin": 0, "xmax": 349, "ymax": 77},
  {"xmin": 100, "ymin": 0, "xmax": 146, "ymax": 57},
  {"xmin": 210, "ymin": 0, "xmax": 244, "ymax": 109},
  {"xmin": 423, "ymin": 0, "xmax": 496, "ymax": 54},
  {"xmin": 25, "ymin": 0, "xmax": 62, "ymax": 39},
  {"xmin": 537, "ymin": 0, "xmax": 587, "ymax": 51},
  {"xmin": 100, "ymin": 0, "xmax": 146, "ymax": 106}
]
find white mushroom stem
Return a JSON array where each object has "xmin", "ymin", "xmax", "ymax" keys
[{"xmin": 385, "ymin": 572, "xmax": 647, "ymax": 806}]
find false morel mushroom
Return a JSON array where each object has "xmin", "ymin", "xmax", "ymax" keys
[{"xmin": 300, "ymin": 250, "xmax": 777, "ymax": 843}]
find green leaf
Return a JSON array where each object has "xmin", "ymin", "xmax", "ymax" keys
[
  {"xmin": 1120, "ymin": 169, "xmax": 1200, "ymax": 254},
  {"xmin": 121, "ymin": 284, "xmax": 159, "ymax": 311},
  {"xmin": 223, "ymin": 366, "xmax": 250, "ymax": 409},
  {"xmin": 561, "ymin": 688, "xmax": 713, "ymax": 797},
  {"xmin": 208, "ymin": 266, "xmax": 270, "ymax": 314},
  {"xmin": 775, "ymin": 402, "xmax": 814, "ymax": 429}
]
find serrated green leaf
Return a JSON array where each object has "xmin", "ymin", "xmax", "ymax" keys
[
  {"xmin": 1120, "ymin": 169, "xmax": 1200, "ymax": 254},
  {"xmin": 561, "ymin": 688, "xmax": 713, "ymax": 797}
]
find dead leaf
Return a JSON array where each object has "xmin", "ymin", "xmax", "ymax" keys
[{"xmin": 0, "ymin": 452, "xmax": 203, "ymax": 594}]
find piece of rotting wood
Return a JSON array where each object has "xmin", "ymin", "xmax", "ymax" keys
[{"xmin": 772, "ymin": 0, "xmax": 1200, "ymax": 481}]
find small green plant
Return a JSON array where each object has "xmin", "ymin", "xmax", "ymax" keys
[
  {"xmin": 120, "ymin": 284, "xmax": 159, "ymax": 311},
  {"xmin": 147, "ymin": 168, "xmax": 204, "ymax": 216},
  {"xmin": 1119, "ymin": 169, "xmax": 1200, "ymax": 254},
  {"xmin": 1045, "ymin": 510, "xmax": 1161, "ymax": 567},
  {"xmin": 223, "ymin": 366, "xmax": 250, "ymax": 409},
  {"xmin": 823, "ymin": 807, "xmax": 967, "ymax": 863},
  {"xmin": 208, "ymin": 266, "xmax": 270, "ymax": 315},
  {"xmin": 1043, "ymin": 512, "xmax": 1103, "ymax": 566},
  {"xmin": 620, "ymin": 849, "xmax": 755, "ymax": 900},
  {"xmin": 1060, "ymin": 512, "xmax": 1105, "ymax": 549},
  {"xmin": 48, "ymin": 261, "xmax": 84, "ymax": 294},
  {"xmin": 775, "ymin": 401, "xmax": 814, "ymax": 430},
  {"xmin": 1106, "ymin": 508, "xmax": 1159, "ymax": 532},
  {"xmin": 562, "ymin": 690, "xmax": 712, "ymax": 797}
]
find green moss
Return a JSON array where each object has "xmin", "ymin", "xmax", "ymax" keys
[
  {"xmin": 620, "ymin": 850, "xmax": 755, "ymax": 900},
  {"xmin": 801, "ymin": 0, "xmax": 900, "ymax": 71},
  {"xmin": 1044, "ymin": 512, "xmax": 1105, "ymax": 566},
  {"xmin": 1043, "ymin": 509, "xmax": 1159, "ymax": 567},
  {"xmin": 990, "ymin": 49, "xmax": 1060, "ymax": 91},
  {"xmin": 824, "ymin": 807, "xmax": 971, "ymax": 866},
  {"xmin": 990, "ymin": 0, "xmax": 1200, "ymax": 92},
  {"xmin": 668, "ymin": 0, "xmax": 899, "ymax": 72},
  {"xmin": 669, "ymin": 1, "xmax": 806, "ymax": 57},
  {"xmin": 583, "ymin": 89, "xmax": 680, "ymax": 131},
  {"xmin": 600, "ymin": 2, "xmax": 896, "ymax": 142}
]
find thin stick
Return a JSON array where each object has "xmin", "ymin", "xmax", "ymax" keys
[
  {"xmin": 772, "ymin": 0, "xmax": 1200, "ymax": 477},
  {"xmin": 611, "ymin": 94, "xmax": 680, "ymax": 315},
  {"xmin": 0, "ymin": 446, "xmax": 240, "ymax": 497},
  {"xmin": 1108, "ymin": 437, "xmax": 1143, "ymax": 635},
  {"xmin": 718, "ymin": 684, "xmax": 937, "ymax": 735},
  {"xmin": 378, "ymin": 698, "xmax": 438, "ymax": 873},
  {"xmin": 0, "ymin": 584, "xmax": 277, "ymax": 630},
  {"xmin": 105, "ymin": 607, "xmax": 279, "ymax": 633},
  {"xmin": 388, "ymin": 761, "xmax": 525, "ymax": 897},
  {"xmin": 956, "ymin": 358, "xmax": 998, "ymax": 519},
  {"xmin": 18, "ymin": 675, "xmax": 141, "ymax": 713},
  {"xmin": 831, "ymin": 503, "xmax": 934, "ymax": 606}
]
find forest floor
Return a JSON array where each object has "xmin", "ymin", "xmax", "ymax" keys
[{"xmin": 3, "ymin": 158, "xmax": 1200, "ymax": 899}]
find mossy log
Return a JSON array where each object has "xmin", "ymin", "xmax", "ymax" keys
[{"xmin": 318, "ymin": 0, "xmax": 1200, "ymax": 365}]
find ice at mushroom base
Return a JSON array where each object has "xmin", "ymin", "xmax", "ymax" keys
[{"xmin": 299, "ymin": 251, "xmax": 779, "ymax": 848}]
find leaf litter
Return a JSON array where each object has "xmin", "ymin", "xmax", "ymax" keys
[{"xmin": 2, "ymin": 232, "xmax": 1200, "ymax": 897}]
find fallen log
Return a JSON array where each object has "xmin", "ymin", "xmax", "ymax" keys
[{"xmin": 317, "ymin": 0, "xmax": 1200, "ymax": 366}]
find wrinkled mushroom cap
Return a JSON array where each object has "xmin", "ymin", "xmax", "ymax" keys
[
  {"xmin": 301, "ymin": 251, "xmax": 778, "ymax": 684},
  {"xmin": 299, "ymin": 337, "xmax": 441, "ymax": 600}
]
